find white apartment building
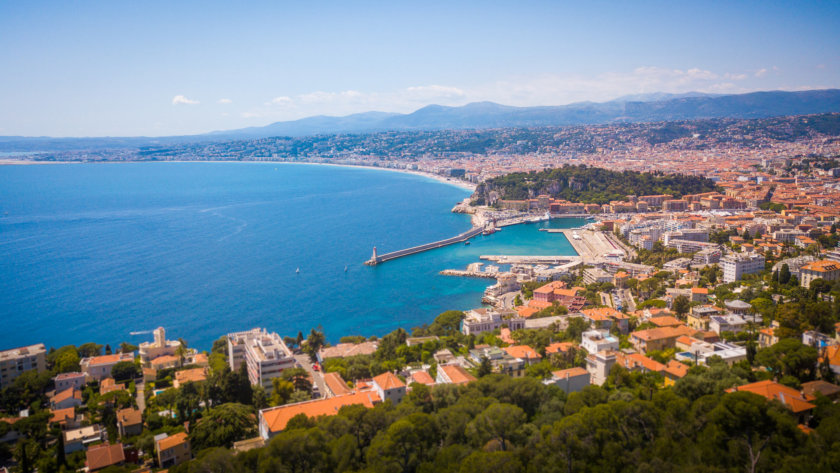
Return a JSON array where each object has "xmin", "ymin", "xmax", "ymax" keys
[
  {"xmin": 0, "ymin": 344, "xmax": 46, "ymax": 389},
  {"xmin": 721, "ymin": 253, "xmax": 765, "ymax": 283},
  {"xmin": 54, "ymin": 372, "xmax": 86, "ymax": 393},
  {"xmin": 80, "ymin": 353, "xmax": 135, "ymax": 381},
  {"xmin": 580, "ymin": 330, "xmax": 619, "ymax": 354},
  {"xmin": 139, "ymin": 327, "xmax": 190, "ymax": 367},
  {"xmin": 227, "ymin": 328, "xmax": 296, "ymax": 393},
  {"xmin": 461, "ymin": 308, "xmax": 525, "ymax": 336}
]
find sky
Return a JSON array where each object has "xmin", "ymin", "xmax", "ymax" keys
[{"xmin": 1, "ymin": 0, "xmax": 839, "ymax": 137}]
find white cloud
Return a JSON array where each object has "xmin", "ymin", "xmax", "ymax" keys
[
  {"xmin": 755, "ymin": 68, "xmax": 768, "ymax": 78},
  {"xmin": 217, "ymin": 98, "xmax": 233, "ymax": 104},
  {"xmin": 172, "ymin": 95, "xmax": 199, "ymax": 105},
  {"xmin": 268, "ymin": 96, "xmax": 293, "ymax": 106}
]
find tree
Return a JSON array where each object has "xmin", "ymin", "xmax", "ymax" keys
[
  {"xmin": 111, "ymin": 361, "xmax": 139, "ymax": 382},
  {"xmin": 466, "ymin": 403, "xmax": 525, "ymax": 452},
  {"xmin": 189, "ymin": 403, "xmax": 257, "ymax": 451},
  {"xmin": 477, "ymin": 356, "xmax": 493, "ymax": 377},
  {"xmin": 754, "ymin": 338, "xmax": 819, "ymax": 381},
  {"xmin": 78, "ymin": 342, "xmax": 103, "ymax": 358},
  {"xmin": 119, "ymin": 342, "xmax": 138, "ymax": 354},
  {"xmin": 428, "ymin": 310, "xmax": 465, "ymax": 337},
  {"xmin": 779, "ymin": 264, "xmax": 791, "ymax": 285},
  {"xmin": 673, "ymin": 295, "xmax": 690, "ymax": 319},
  {"xmin": 513, "ymin": 294, "xmax": 523, "ymax": 307},
  {"xmin": 305, "ymin": 328, "xmax": 326, "ymax": 361},
  {"xmin": 270, "ymin": 378, "xmax": 295, "ymax": 406}
]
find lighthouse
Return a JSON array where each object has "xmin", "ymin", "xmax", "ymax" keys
[{"xmin": 371, "ymin": 246, "xmax": 378, "ymax": 265}]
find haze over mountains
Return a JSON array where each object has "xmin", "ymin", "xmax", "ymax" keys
[{"xmin": 2, "ymin": 89, "xmax": 840, "ymax": 152}]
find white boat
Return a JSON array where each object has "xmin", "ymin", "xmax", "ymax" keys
[{"xmin": 296, "ymin": 268, "xmax": 300, "ymax": 274}]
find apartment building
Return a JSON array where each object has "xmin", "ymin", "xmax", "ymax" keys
[
  {"xmin": 721, "ymin": 253, "xmax": 765, "ymax": 283},
  {"xmin": 227, "ymin": 328, "xmax": 296, "ymax": 393},
  {"xmin": 0, "ymin": 344, "xmax": 46, "ymax": 389},
  {"xmin": 80, "ymin": 353, "xmax": 135, "ymax": 381},
  {"xmin": 461, "ymin": 308, "xmax": 525, "ymax": 335},
  {"xmin": 799, "ymin": 260, "xmax": 840, "ymax": 288},
  {"xmin": 156, "ymin": 432, "xmax": 191, "ymax": 468}
]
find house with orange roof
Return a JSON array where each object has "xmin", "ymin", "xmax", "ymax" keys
[
  {"xmin": 409, "ymin": 371, "xmax": 435, "ymax": 386},
  {"xmin": 80, "ymin": 353, "xmax": 134, "ymax": 381},
  {"xmin": 49, "ymin": 407, "xmax": 78, "ymax": 429},
  {"xmin": 615, "ymin": 352, "xmax": 665, "ymax": 375},
  {"xmin": 759, "ymin": 326, "xmax": 780, "ymax": 349},
  {"xmin": 690, "ymin": 287, "xmax": 709, "ymax": 302},
  {"xmin": 323, "ymin": 372, "xmax": 353, "ymax": 397},
  {"xmin": 156, "ymin": 432, "xmax": 191, "ymax": 468},
  {"xmin": 86, "ymin": 443, "xmax": 125, "ymax": 471},
  {"xmin": 727, "ymin": 380, "xmax": 816, "ymax": 422},
  {"xmin": 630, "ymin": 325, "xmax": 693, "ymax": 353},
  {"xmin": 259, "ymin": 390, "xmax": 381, "ymax": 439},
  {"xmin": 150, "ymin": 354, "xmax": 180, "ymax": 371},
  {"xmin": 648, "ymin": 316, "xmax": 683, "ymax": 328},
  {"xmin": 503, "ymin": 345, "xmax": 542, "ymax": 365},
  {"xmin": 515, "ymin": 306, "xmax": 539, "ymax": 318},
  {"xmin": 581, "ymin": 307, "xmax": 629, "ymax": 333},
  {"xmin": 545, "ymin": 367, "xmax": 590, "ymax": 393},
  {"xmin": 436, "ymin": 364, "xmax": 477, "ymax": 385},
  {"xmin": 372, "ymin": 372, "xmax": 406, "ymax": 404},
  {"xmin": 821, "ymin": 345, "xmax": 840, "ymax": 376},
  {"xmin": 51, "ymin": 387, "xmax": 82, "ymax": 410},
  {"xmin": 173, "ymin": 368, "xmax": 207, "ymax": 388},
  {"xmin": 663, "ymin": 360, "xmax": 690, "ymax": 386},
  {"xmin": 800, "ymin": 260, "xmax": 840, "ymax": 288},
  {"xmin": 545, "ymin": 342, "xmax": 575, "ymax": 355},
  {"xmin": 116, "ymin": 407, "xmax": 142, "ymax": 438},
  {"xmin": 99, "ymin": 378, "xmax": 126, "ymax": 395}
]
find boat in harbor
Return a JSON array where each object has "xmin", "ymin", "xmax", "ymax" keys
[{"xmin": 464, "ymin": 240, "xmax": 471, "ymax": 245}]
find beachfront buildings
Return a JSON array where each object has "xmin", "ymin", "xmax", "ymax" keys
[
  {"xmin": 461, "ymin": 308, "xmax": 525, "ymax": 335},
  {"xmin": 721, "ymin": 253, "xmax": 765, "ymax": 283},
  {"xmin": 799, "ymin": 260, "xmax": 840, "ymax": 288},
  {"xmin": 80, "ymin": 353, "xmax": 135, "ymax": 381},
  {"xmin": 227, "ymin": 328, "xmax": 295, "ymax": 393},
  {"xmin": 0, "ymin": 343, "xmax": 46, "ymax": 389}
]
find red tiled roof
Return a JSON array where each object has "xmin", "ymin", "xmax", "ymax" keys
[
  {"xmin": 323, "ymin": 372, "xmax": 353, "ymax": 397},
  {"xmin": 261, "ymin": 390, "xmax": 380, "ymax": 433},
  {"xmin": 439, "ymin": 364, "xmax": 477, "ymax": 385},
  {"xmin": 372, "ymin": 372, "xmax": 405, "ymax": 391},
  {"xmin": 728, "ymin": 380, "xmax": 816, "ymax": 413},
  {"xmin": 504, "ymin": 345, "xmax": 541, "ymax": 360},
  {"xmin": 409, "ymin": 371, "xmax": 435, "ymax": 386},
  {"xmin": 86, "ymin": 443, "xmax": 125, "ymax": 471}
]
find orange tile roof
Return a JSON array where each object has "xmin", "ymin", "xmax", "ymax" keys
[
  {"xmin": 372, "ymin": 372, "xmax": 405, "ymax": 391},
  {"xmin": 801, "ymin": 260, "xmax": 840, "ymax": 273},
  {"xmin": 691, "ymin": 287, "xmax": 709, "ymax": 294},
  {"xmin": 86, "ymin": 443, "xmax": 125, "ymax": 471},
  {"xmin": 516, "ymin": 306, "xmax": 539, "ymax": 318},
  {"xmin": 545, "ymin": 342, "xmax": 575, "ymax": 354},
  {"xmin": 157, "ymin": 432, "xmax": 189, "ymax": 452},
  {"xmin": 664, "ymin": 360, "xmax": 689, "ymax": 378},
  {"xmin": 261, "ymin": 390, "xmax": 380, "ymax": 434},
  {"xmin": 50, "ymin": 407, "xmax": 75, "ymax": 424},
  {"xmin": 499, "ymin": 328, "xmax": 514, "ymax": 344},
  {"xmin": 552, "ymin": 367, "xmax": 588, "ymax": 378},
  {"xmin": 649, "ymin": 316, "xmax": 683, "ymax": 327},
  {"xmin": 504, "ymin": 345, "xmax": 541, "ymax": 360},
  {"xmin": 151, "ymin": 355, "xmax": 179, "ymax": 366},
  {"xmin": 728, "ymin": 380, "xmax": 816, "ymax": 413},
  {"xmin": 632, "ymin": 325, "xmax": 693, "ymax": 342},
  {"xmin": 116, "ymin": 407, "xmax": 142, "ymax": 427},
  {"xmin": 52, "ymin": 387, "xmax": 81, "ymax": 403},
  {"xmin": 581, "ymin": 307, "xmax": 624, "ymax": 321},
  {"xmin": 86, "ymin": 354, "xmax": 131, "ymax": 366},
  {"xmin": 527, "ymin": 300, "xmax": 553, "ymax": 310},
  {"xmin": 323, "ymin": 372, "xmax": 353, "ymax": 396},
  {"xmin": 174, "ymin": 368, "xmax": 207, "ymax": 385},
  {"xmin": 822, "ymin": 345, "xmax": 840, "ymax": 367},
  {"xmin": 534, "ymin": 281, "xmax": 566, "ymax": 294},
  {"xmin": 439, "ymin": 364, "xmax": 477, "ymax": 385},
  {"xmin": 617, "ymin": 353, "xmax": 665, "ymax": 373},
  {"xmin": 409, "ymin": 371, "xmax": 435, "ymax": 385}
]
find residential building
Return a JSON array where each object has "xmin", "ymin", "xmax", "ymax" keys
[
  {"xmin": 544, "ymin": 367, "xmax": 590, "ymax": 393},
  {"xmin": 372, "ymin": 372, "xmax": 406, "ymax": 404},
  {"xmin": 173, "ymin": 367, "xmax": 207, "ymax": 388},
  {"xmin": 583, "ymin": 267, "xmax": 613, "ymax": 285},
  {"xmin": 580, "ymin": 330, "xmax": 619, "ymax": 354},
  {"xmin": 503, "ymin": 345, "xmax": 542, "ymax": 366},
  {"xmin": 116, "ymin": 408, "xmax": 143, "ymax": 438},
  {"xmin": 469, "ymin": 346, "xmax": 526, "ymax": 377},
  {"xmin": 49, "ymin": 407, "xmax": 79, "ymax": 430},
  {"xmin": 227, "ymin": 328, "xmax": 296, "ymax": 394},
  {"xmin": 139, "ymin": 327, "xmax": 189, "ymax": 367},
  {"xmin": 728, "ymin": 380, "xmax": 815, "ymax": 423},
  {"xmin": 0, "ymin": 344, "xmax": 46, "ymax": 389},
  {"xmin": 461, "ymin": 308, "xmax": 525, "ymax": 335},
  {"xmin": 799, "ymin": 260, "xmax": 840, "ymax": 288},
  {"xmin": 709, "ymin": 315, "xmax": 748, "ymax": 335},
  {"xmin": 64, "ymin": 425, "xmax": 106, "ymax": 453},
  {"xmin": 630, "ymin": 326, "xmax": 693, "ymax": 353},
  {"xmin": 86, "ymin": 443, "xmax": 125, "ymax": 471},
  {"xmin": 259, "ymin": 390, "xmax": 380, "ymax": 439},
  {"xmin": 586, "ymin": 351, "xmax": 616, "ymax": 386},
  {"xmin": 409, "ymin": 371, "xmax": 436, "ymax": 386},
  {"xmin": 436, "ymin": 364, "xmax": 477, "ymax": 385},
  {"xmin": 156, "ymin": 432, "xmax": 191, "ymax": 468},
  {"xmin": 323, "ymin": 372, "xmax": 353, "ymax": 397},
  {"xmin": 802, "ymin": 331, "xmax": 837, "ymax": 349},
  {"xmin": 721, "ymin": 253, "xmax": 765, "ymax": 283},
  {"xmin": 50, "ymin": 387, "xmax": 82, "ymax": 410},
  {"xmin": 54, "ymin": 372, "xmax": 86, "ymax": 393},
  {"xmin": 663, "ymin": 360, "xmax": 689, "ymax": 386},
  {"xmin": 317, "ymin": 341, "xmax": 378, "ymax": 361},
  {"xmin": 759, "ymin": 326, "xmax": 780, "ymax": 349},
  {"xmin": 80, "ymin": 353, "xmax": 134, "ymax": 381}
]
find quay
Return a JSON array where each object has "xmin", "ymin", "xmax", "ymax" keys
[
  {"xmin": 365, "ymin": 226, "xmax": 484, "ymax": 265},
  {"xmin": 479, "ymin": 255, "xmax": 581, "ymax": 265},
  {"xmin": 553, "ymin": 229, "xmax": 626, "ymax": 262}
]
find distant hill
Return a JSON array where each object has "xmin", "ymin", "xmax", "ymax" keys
[{"xmin": 2, "ymin": 89, "xmax": 840, "ymax": 151}]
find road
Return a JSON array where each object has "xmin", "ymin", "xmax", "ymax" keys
[
  {"xmin": 136, "ymin": 381, "xmax": 146, "ymax": 412},
  {"xmin": 294, "ymin": 353, "xmax": 326, "ymax": 399}
]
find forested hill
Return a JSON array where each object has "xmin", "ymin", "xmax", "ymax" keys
[{"xmin": 474, "ymin": 166, "xmax": 719, "ymax": 204}]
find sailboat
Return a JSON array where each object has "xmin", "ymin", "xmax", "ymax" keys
[
  {"xmin": 344, "ymin": 265, "xmax": 348, "ymax": 272},
  {"xmin": 296, "ymin": 267, "xmax": 300, "ymax": 274}
]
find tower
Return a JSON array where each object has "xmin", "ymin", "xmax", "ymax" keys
[
  {"xmin": 153, "ymin": 327, "xmax": 166, "ymax": 348},
  {"xmin": 371, "ymin": 246, "xmax": 378, "ymax": 265}
]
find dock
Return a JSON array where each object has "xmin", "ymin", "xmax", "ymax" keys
[
  {"xmin": 365, "ymin": 226, "xmax": 484, "ymax": 265},
  {"xmin": 553, "ymin": 229, "xmax": 625, "ymax": 262},
  {"xmin": 479, "ymin": 255, "xmax": 581, "ymax": 265}
]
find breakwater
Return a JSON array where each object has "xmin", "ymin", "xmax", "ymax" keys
[{"xmin": 365, "ymin": 226, "xmax": 484, "ymax": 265}]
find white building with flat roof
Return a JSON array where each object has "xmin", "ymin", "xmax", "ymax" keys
[
  {"xmin": 461, "ymin": 308, "xmax": 525, "ymax": 335},
  {"xmin": 227, "ymin": 328, "xmax": 296, "ymax": 393},
  {"xmin": 721, "ymin": 253, "xmax": 765, "ymax": 283},
  {"xmin": 0, "ymin": 344, "xmax": 46, "ymax": 389},
  {"xmin": 139, "ymin": 327, "xmax": 190, "ymax": 367}
]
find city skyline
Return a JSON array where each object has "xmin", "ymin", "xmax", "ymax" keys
[{"xmin": 1, "ymin": 0, "xmax": 839, "ymax": 136}]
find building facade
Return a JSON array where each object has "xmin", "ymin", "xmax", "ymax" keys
[{"xmin": 0, "ymin": 344, "xmax": 46, "ymax": 389}]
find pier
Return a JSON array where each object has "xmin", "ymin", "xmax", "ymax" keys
[{"xmin": 365, "ymin": 226, "xmax": 484, "ymax": 265}]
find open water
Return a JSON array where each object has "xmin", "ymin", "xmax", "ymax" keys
[{"xmin": 0, "ymin": 162, "xmax": 581, "ymax": 350}]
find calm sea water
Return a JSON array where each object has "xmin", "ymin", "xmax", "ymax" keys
[{"xmin": 0, "ymin": 163, "xmax": 580, "ymax": 350}]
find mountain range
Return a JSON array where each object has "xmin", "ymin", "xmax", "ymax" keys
[{"xmin": 2, "ymin": 89, "xmax": 839, "ymax": 152}]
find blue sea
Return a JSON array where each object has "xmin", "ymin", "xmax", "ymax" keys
[{"xmin": 0, "ymin": 162, "xmax": 580, "ymax": 350}]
